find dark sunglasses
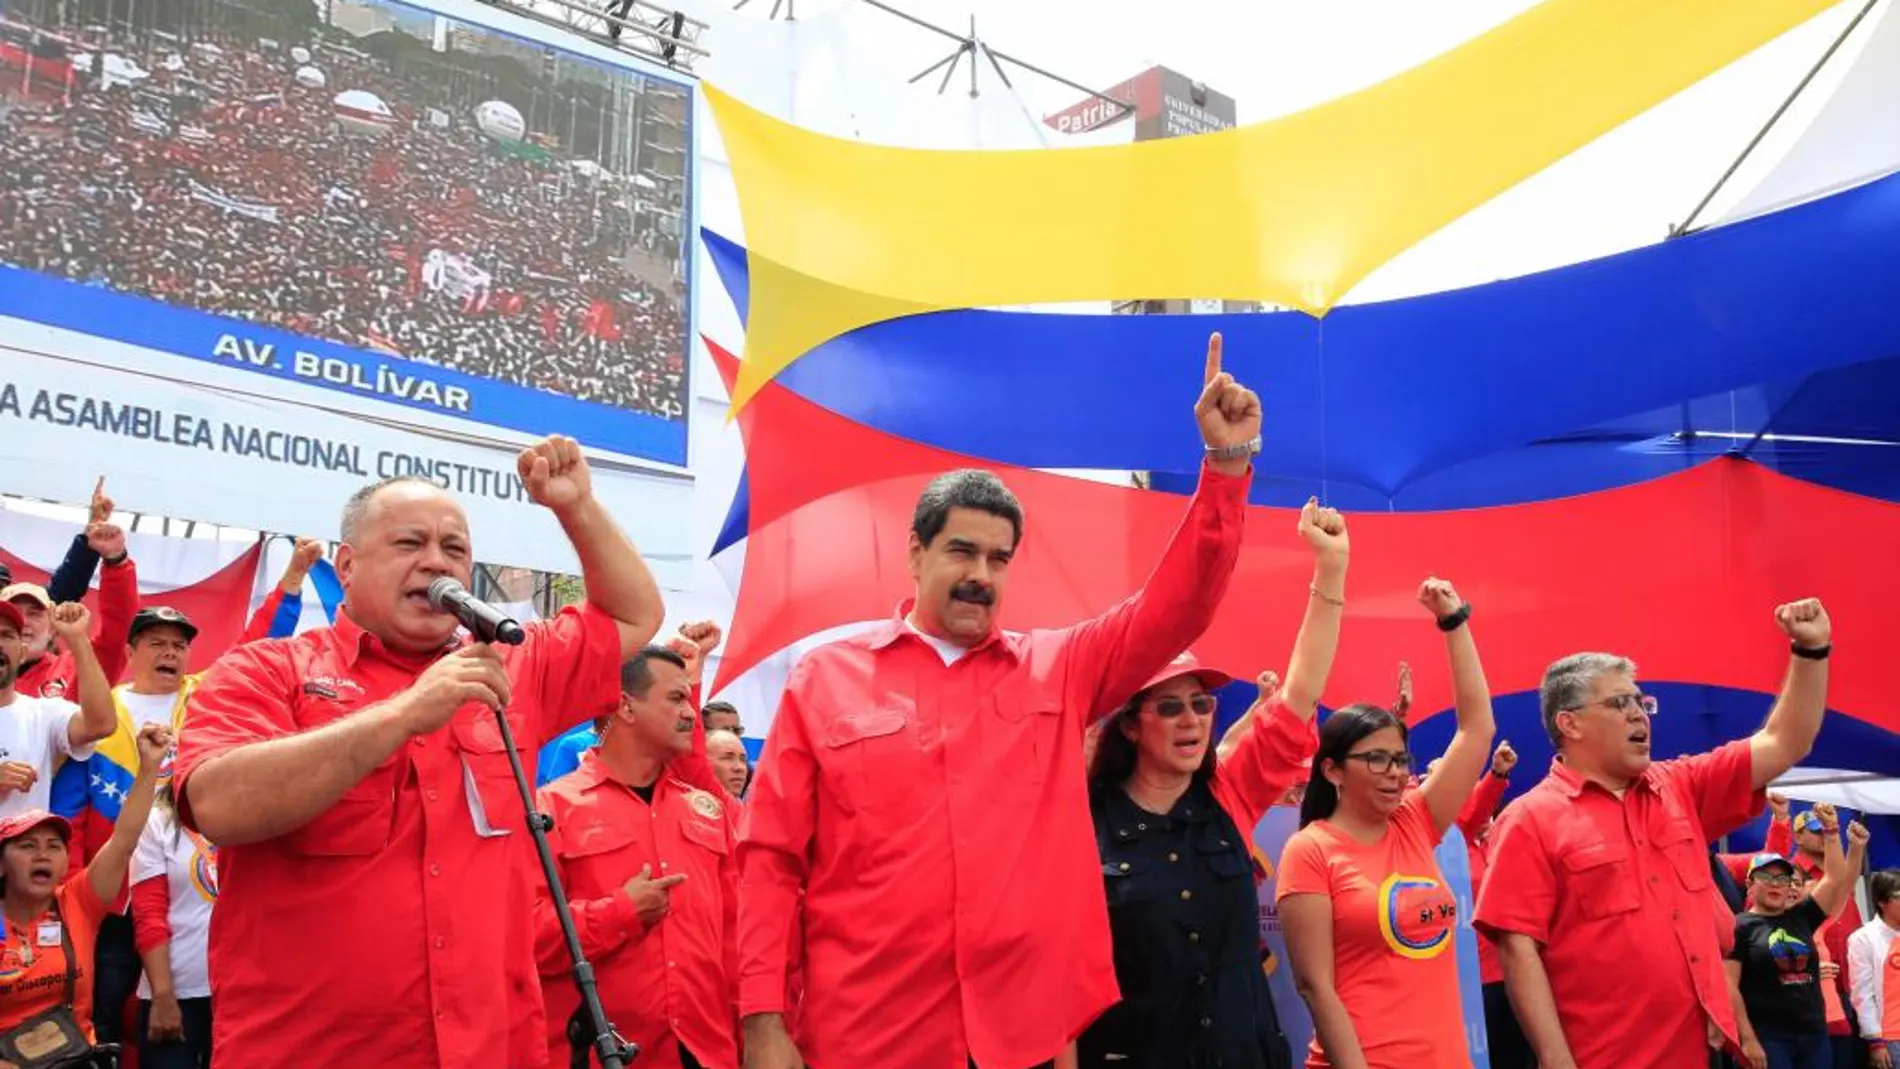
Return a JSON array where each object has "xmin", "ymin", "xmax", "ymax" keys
[
  {"xmin": 1151, "ymin": 694, "xmax": 1217, "ymax": 718},
  {"xmin": 1344, "ymin": 750, "xmax": 1414, "ymax": 775}
]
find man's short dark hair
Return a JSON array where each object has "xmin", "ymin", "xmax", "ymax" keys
[
  {"xmin": 620, "ymin": 645, "xmax": 688, "ymax": 700},
  {"xmin": 912, "ymin": 469, "xmax": 1023, "ymax": 549},
  {"xmin": 700, "ymin": 699, "xmax": 739, "ymax": 729}
]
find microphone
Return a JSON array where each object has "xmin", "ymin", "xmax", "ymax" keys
[{"xmin": 427, "ymin": 577, "xmax": 527, "ymax": 646}]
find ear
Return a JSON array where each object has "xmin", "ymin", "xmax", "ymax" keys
[
  {"xmin": 1118, "ymin": 714, "xmax": 1140, "ymax": 743},
  {"xmin": 1557, "ymin": 710, "xmax": 1584, "ymax": 742},
  {"xmin": 334, "ymin": 542, "xmax": 357, "ymax": 589},
  {"xmin": 907, "ymin": 532, "xmax": 926, "ymax": 581},
  {"xmin": 1321, "ymin": 758, "xmax": 1344, "ymax": 788}
]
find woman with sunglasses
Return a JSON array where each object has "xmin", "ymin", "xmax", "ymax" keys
[
  {"xmin": 1069, "ymin": 498, "xmax": 1349, "ymax": 1069},
  {"xmin": 1276, "ymin": 577, "xmax": 1495, "ymax": 1069},
  {"xmin": 1729, "ymin": 804, "xmax": 1867, "ymax": 1069}
]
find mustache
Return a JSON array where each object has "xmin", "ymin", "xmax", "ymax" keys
[{"xmin": 950, "ymin": 582, "xmax": 994, "ymax": 606}]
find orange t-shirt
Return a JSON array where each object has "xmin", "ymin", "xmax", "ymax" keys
[
  {"xmin": 1277, "ymin": 794, "xmax": 1471, "ymax": 1069},
  {"xmin": 0, "ymin": 867, "xmax": 107, "ymax": 1039}
]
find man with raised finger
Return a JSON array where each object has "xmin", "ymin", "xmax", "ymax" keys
[
  {"xmin": 175, "ymin": 435, "xmax": 666, "ymax": 1069},
  {"xmin": 534, "ymin": 644, "xmax": 739, "ymax": 1069},
  {"xmin": 740, "ymin": 333, "xmax": 1258, "ymax": 1069}
]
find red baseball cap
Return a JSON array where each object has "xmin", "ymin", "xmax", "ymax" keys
[
  {"xmin": 0, "ymin": 600, "xmax": 23, "ymax": 633},
  {"xmin": 0, "ymin": 809, "xmax": 72, "ymax": 845},
  {"xmin": 1138, "ymin": 650, "xmax": 1233, "ymax": 694}
]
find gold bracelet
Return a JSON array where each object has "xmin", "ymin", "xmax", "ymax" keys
[{"xmin": 1309, "ymin": 583, "xmax": 1345, "ymax": 607}]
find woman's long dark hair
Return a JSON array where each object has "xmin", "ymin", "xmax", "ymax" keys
[
  {"xmin": 1299, "ymin": 703, "xmax": 1409, "ymax": 828},
  {"xmin": 1087, "ymin": 688, "xmax": 1219, "ymax": 790}
]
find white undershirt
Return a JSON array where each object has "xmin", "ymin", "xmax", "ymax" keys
[{"xmin": 905, "ymin": 619, "xmax": 969, "ymax": 666}]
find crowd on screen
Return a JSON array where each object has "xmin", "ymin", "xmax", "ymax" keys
[
  {"xmin": 0, "ymin": 347, "xmax": 1871, "ymax": 1069},
  {"xmin": 0, "ymin": 21, "xmax": 687, "ymax": 420}
]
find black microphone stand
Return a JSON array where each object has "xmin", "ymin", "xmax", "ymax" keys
[{"xmin": 489, "ymin": 692, "xmax": 637, "ymax": 1068}]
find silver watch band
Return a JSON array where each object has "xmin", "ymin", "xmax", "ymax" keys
[{"xmin": 1205, "ymin": 437, "xmax": 1262, "ymax": 461}]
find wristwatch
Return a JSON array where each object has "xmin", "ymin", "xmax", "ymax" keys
[{"xmin": 1206, "ymin": 437, "xmax": 1262, "ymax": 462}]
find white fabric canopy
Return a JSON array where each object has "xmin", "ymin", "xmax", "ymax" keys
[
  {"xmin": 1771, "ymin": 767, "xmax": 1900, "ymax": 816},
  {"xmin": 1722, "ymin": 0, "xmax": 1900, "ymax": 223}
]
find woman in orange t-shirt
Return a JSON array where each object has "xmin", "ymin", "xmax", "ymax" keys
[
  {"xmin": 0, "ymin": 723, "xmax": 169, "ymax": 1043},
  {"xmin": 1276, "ymin": 578, "xmax": 1495, "ymax": 1069}
]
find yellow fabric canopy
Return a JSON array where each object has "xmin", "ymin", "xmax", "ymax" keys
[{"xmin": 711, "ymin": 0, "xmax": 1837, "ymax": 412}]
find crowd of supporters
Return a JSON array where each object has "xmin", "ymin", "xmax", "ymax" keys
[
  {"xmin": 0, "ymin": 18, "xmax": 688, "ymax": 420},
  {"xmin": 0, "ymin": 349, "xmax": 1871, "ymax": 1069}
]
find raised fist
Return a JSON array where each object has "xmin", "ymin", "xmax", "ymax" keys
[
  {"xmin": 1812, "ymin": 801, "xmax": 1839, "ymax": 832},
  {"xmin": 1493, "ymin": 740, "xmax": 1518, "ymax": 776},
  {"xmin": 291, "ymin": 537, "xmax": 325, "ymax": 571},
  {"xmin": 135, "ymin": 723, "xmax": 174, "ymax": 771},
  {"xmin": 679, "ymin": 620, "xmax": 724, "ymax": 656},
  {"xmin": 1848, "ymin": 821, "xmax": 1871, "ymax": 848},
  {"xmin": 1394, "ymin": 661, "xmax": 1413, "ymax": 716},
  {"xmin": 1775, "ymin": 598, "xmax": 1830, "ymax": 649},
  {"xmin": 1417, "ymin": 577, "xmax": 1462, "ymax": 620},
  {"xmin": 49, "ymin": 602, "xmax": 92, "ymax": 640},
  {"xmin": 1767, "ymin": 791, "xmax": 1790, "ymax": 819},
  {"xmin": 1255, "ymin": 669, "xmax": 1281, "ymax": 705},
  {"xmin": 1297, "ymin": 498, "xmax": 1348, "ymax": 559},
  {"xmin": 87, "ymin": 522, "xmax": 126, "ymax": 561},
  {"xmin": 517, "ymin": 435, "xmax": 593, "ymax": 513}
]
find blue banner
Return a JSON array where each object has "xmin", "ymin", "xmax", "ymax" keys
[{"xmin": 0, "ymin": 266, "xmax": 687, "ymax": 465}]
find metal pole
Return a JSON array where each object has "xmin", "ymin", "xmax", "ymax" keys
[
  {"xmin": 1671, "ymin": 0, "xmax": 1884, "ymax": 237},
  {"xmin": 853, "ymin": 0, "xmax": 1132, "ymax": 109}
]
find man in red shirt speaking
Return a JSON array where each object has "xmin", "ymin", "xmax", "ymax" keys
[
  {"xmin": 1475, "ymin": 598, "xmax": 1832, "ymax": 1069},
  {"xmin": 174, "ymin": 434, "xmax": 665, "ymax": 1069},
  {"xmin": 739, "ymin": 333, "xmax": 1260, "ymax": 1069}
]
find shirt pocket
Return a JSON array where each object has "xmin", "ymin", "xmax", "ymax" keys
[
  {"xmin": 1196, "ymin": 826, "xmax": 1251, "ymax": 881},
  {"xmin": 678, "ymin": 815, "xmax": 729, "ymax": 857},
  {"xmin": 987, "ymin": 697, "xmax": 1063, "ymax": 788},
  {"xmin": 284, "ymin": 760, "xmax": 397, "ymax": 858},
  {"xmin": 563, "ymin": 817, "xmax": 643, "ymax": 897},
  {"xmin": 453, "ymin": 716, "xmax": 528, "ymax": 834},
  {"xmin": 1560, "ymin": 840, "xmax": 1641, "ymax": 921},
  {"xmin": 820, "ymin": 706, "xmax": 918, "ymax": 812},
  {"xmin": 1103, "ymin": 857, "xmax": 1158, "ymax": 909},
  {"xmin": 1654, "ymin": 817, "xmax": 1711, "ymax": 893}
]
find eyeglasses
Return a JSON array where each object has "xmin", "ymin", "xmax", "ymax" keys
[
  {"xmin": 1151, "ymin": 694, "xmax": 1217, "ymax": 718},
  {"xmin": 1566, "ymin": 692, "xmax": 1660, "ymax": 718},
  {"xmin": 1344, "ymin": 750, "xmax": 1414, "ymax": 775},
  {"xmin": 1752, "ymin": 873, "xmax": 1799, "ymax": 888}
]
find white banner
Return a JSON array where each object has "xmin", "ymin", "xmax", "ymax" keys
[{"xmin": 0, "ymin": 330, "xmax": 694, "ymax": 583}]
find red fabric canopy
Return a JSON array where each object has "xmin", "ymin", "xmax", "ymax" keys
[
  {"xmin": 709, "ymin": 338, "xmax": 1898, "ymax": 730},
  {"xmin": 0, "ymin": 542, "xmax": 264, "ymax": 674}
]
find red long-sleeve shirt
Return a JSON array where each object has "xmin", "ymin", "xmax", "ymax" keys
[
  {"xmin": 534, "ymin": 751, "xmax": 739, "ymax": 1069},
  {"xmin": 736, "ymin": 462, "xmax": 1249, "ymax": 1069}
]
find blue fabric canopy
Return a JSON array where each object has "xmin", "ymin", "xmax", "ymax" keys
[{"xmin": 705, "ymin": 169, "xmax": 1900, "ymax": 519}]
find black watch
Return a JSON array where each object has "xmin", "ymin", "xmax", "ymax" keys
[
  {"xmin": 1791, "ymin": 641, "xmax": 1831, "ymax": 661},
  {"xmin": 1436, "ymin": 603, "xmax": 1472, "ymax": 633},
  {"xmin": 104, "ymin": 552, "xmax": 128, "ymax": 566}
]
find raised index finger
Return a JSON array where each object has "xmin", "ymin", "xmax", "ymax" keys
[{"xmin": 1203, "ymin": 332, "xmax": 1223, "ymax": 385}]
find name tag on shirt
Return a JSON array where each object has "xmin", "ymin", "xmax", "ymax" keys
[
  {"xmin": 36, "ymin": 922, "xmax": 61, "ymax": 948},
  {"xmin": 462, "ymin": 759, "xmax": 514, "ymax": 839}
]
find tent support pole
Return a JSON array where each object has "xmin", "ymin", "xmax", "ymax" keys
[{"xmin": 1670, "ymin": 0, "xmax": 1884, "ymax": 237}]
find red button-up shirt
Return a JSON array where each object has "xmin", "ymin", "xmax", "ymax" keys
[
  {"xmin": 737, "ymin": 464, "xmax": 1248, "ymax": 1069},
  {"xmin": 175, "ymin": 603, "xmax": 624, "ymax": 1069},
  {"xmin": 1474, "ymin": 740, "xmax": 1764, "ymax": 1069},
  {"xmin": 535, "ymin": 750, "xmax": 739, "ymax": 1069}
]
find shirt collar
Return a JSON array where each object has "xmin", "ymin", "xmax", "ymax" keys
[
  {"xmin": 1546, "ymin": 754, "xmax": 1661, "ymax": 799},
  {"xmin": 867, "ymin": 599, "xmax": 1021, "ymax": 662},
  {"xmin": 333, "ymin": 605, "xmax": 458, "ymax": 669},
  {"xmin": 571, "ymin": 749, "xmax": 614, "ymax": 792}
]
